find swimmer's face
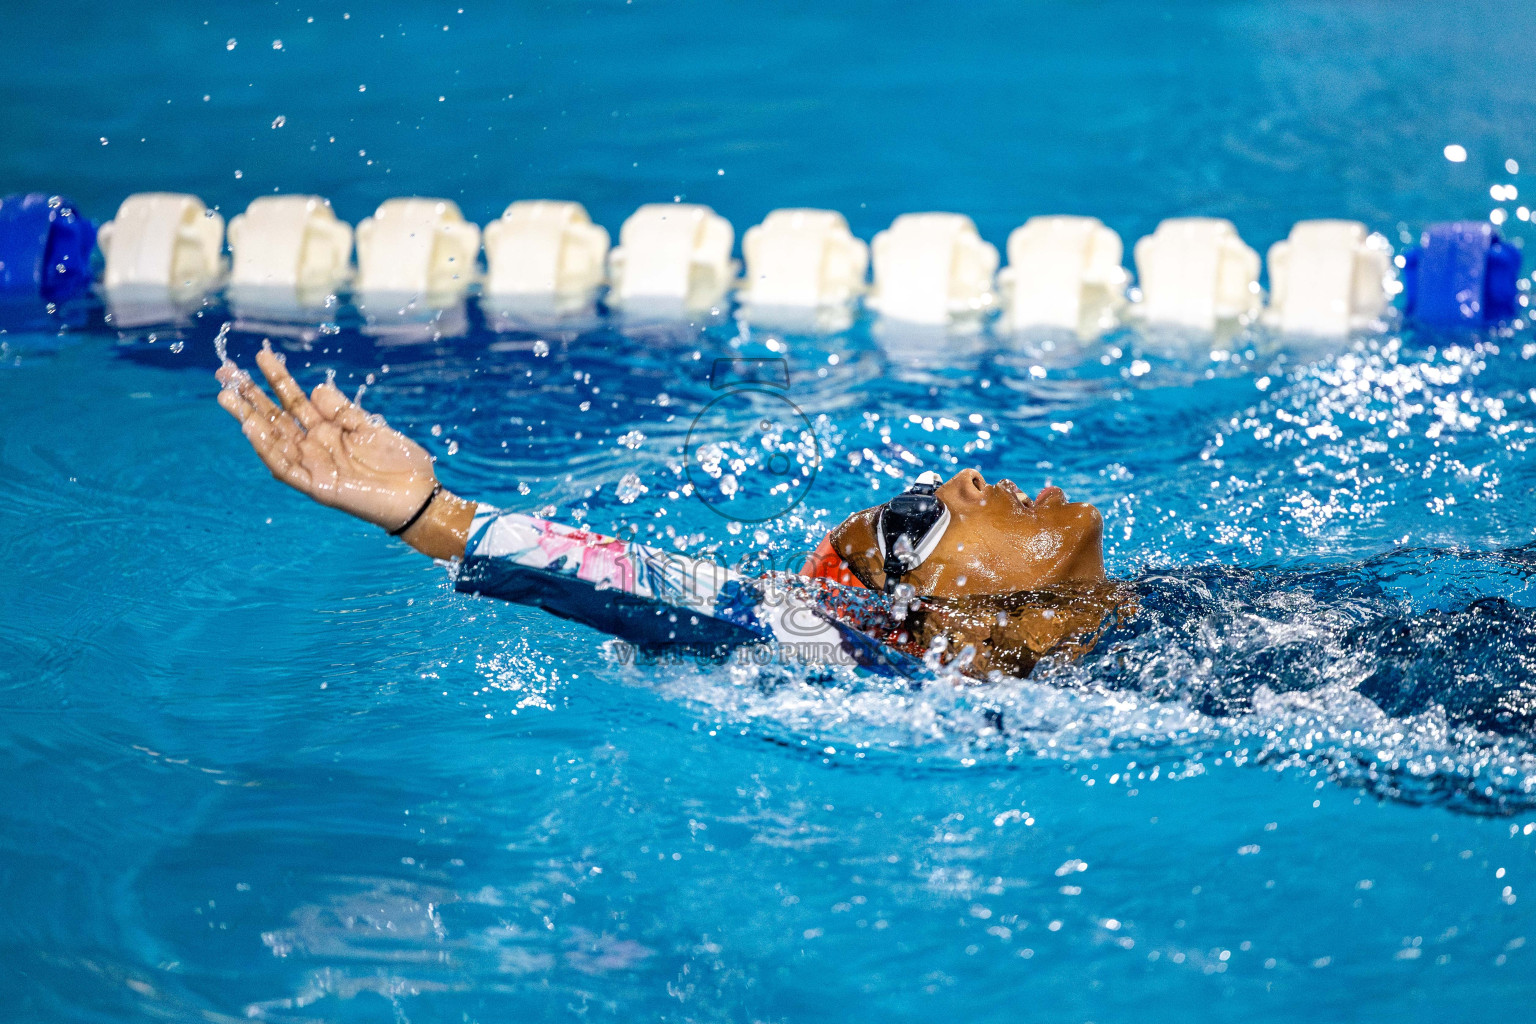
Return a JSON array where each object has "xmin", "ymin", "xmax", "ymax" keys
[{"xmin": 828, "ymin": 468, "xmax": 1105, "ymax": 597}]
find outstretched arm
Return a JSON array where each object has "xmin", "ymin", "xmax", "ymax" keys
[
  {"xmin": 211, "ymin": 347, "xmax": 907, "ymax": 669},
  {"xmin": 215, "ymin": 346, "xmax": 477, "ymax": 559}
]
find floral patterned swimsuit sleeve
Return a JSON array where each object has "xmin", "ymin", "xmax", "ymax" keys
[{"xmin": 453, "ymin": 506, "xmax": 921, "ymax": 675}]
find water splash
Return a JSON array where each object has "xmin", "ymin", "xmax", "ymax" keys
[
  {"xmin": 616, "ymin": 544, "xmax": 1536, "ymax": 814},
  {"xmin": 212, "ymin": 320, "xmax": 232, "ymax": 364}
]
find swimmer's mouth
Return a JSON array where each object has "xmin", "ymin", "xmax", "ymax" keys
[
  {"xmin": 997, "ymin": 479, "xmax": 1027, "ymax": 507},
  {"xmin": 999, "ymin": 479, "xmax": 1067, "ymax": 509}
]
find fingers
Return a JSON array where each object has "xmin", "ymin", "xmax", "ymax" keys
[
  {"xmin": 245, "ymin": 377, "xmax": 288, "ymax": 428},
  {"xmin": 217, "ymin": 385, "xmax": 255, "ymax": 423},
  {"xmin": 218, "ymin": 354, "xmax": 369, "ymax": 494},
  {"xmin": 241, "ymin": 414, "xmax": 310, "ymax": 491},
  {"xmin": 218, "ymin": 363, "xmax": 305, "ymax": 474},
  {"xmin": 310, "ymin": 379, "xmax": 371, "ymax": 431},
  {"xmin": 240, "ymin": 393, "xmax": 303, "ymax": 465},
  {"xmin": 217, "ymin": 351, "xmax": 330, "ymax": 498},
  {"xmin": 219, "ymin": 367, "xmax": 272, "ymax": 418},
  {"xmin": 256, "ymin": 347, "xmax": 322, "ymax": 430},
  {"xmin": 221, "ymin": 365, "xmax": 305, "ymax": 449},
  {"xmin": 221, "ymin": 351, "xmax": 368, "ymax": 438}
]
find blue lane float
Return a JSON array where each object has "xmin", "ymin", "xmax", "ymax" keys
[
  {"xmin": 1402, "ymin": 221, "xmax": 1522, "ymax": 327},
  {"xmin": 0, "ymin": 193, "xmax": 96, "ymax": 301}
]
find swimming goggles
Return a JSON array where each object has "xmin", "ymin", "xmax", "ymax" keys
[{"xmin": 876, "ymin": 471, "xmax": 951, "ymax": 593}]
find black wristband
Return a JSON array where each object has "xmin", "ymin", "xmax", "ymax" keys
[{"xmin": 388, "ymin": 484, "xmax": 442, "ymax": 537}]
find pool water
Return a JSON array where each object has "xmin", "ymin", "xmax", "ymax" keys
[{"xmin": 4, "ymin": 1, "xmax": 1536, "ymax": 1020}]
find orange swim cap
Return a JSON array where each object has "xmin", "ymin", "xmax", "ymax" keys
[{"xmin": 798, "ymin": 534, "xmax": 867, "ymax": 589}]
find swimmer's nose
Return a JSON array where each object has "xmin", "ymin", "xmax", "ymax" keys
[{"xmin": 940, "ymin": 468, "xmax": 989, "ymax": 507}]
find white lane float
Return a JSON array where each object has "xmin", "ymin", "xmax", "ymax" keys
[
  {"xmin": 353, "ymin": 198, "xmax": 481, "ymax": 301},
  {"xmin": 1132, "ymin": 217, "xmax": 1261, "ymax": 329},
  {"xmin": 997, "ymin": 215, "xmax": 1127, "ymax": 336},
  {"xmin": 482, "ymin": 200, "xmax": 609, "ymax": 300},
  {"xmin": 72, "ymin": 186, "xmax": 1436, "ymax": 340},
  {"xmin": 606, "ymin": 203, "xmax": 736, "ymax": 312},
  {"xmin": 98, "ymin": 192, "xmax": 226, "ymax": 295},
  {"xmin": 866, "ymin": 212, "xmax": 998, "ymax": 326},
  {"xmin": 226, "ymin": 194, "xmax": 353, "ymax": 310},
  {"xmin": 1263, "ymin": 219, "xmax": 1396, "ymax": 336},
  {"xmin": 739, "ymin": 208, "xmax": 868, "ymax": 309}
]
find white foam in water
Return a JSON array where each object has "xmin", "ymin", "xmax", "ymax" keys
[{"xmin": 604, "ymin": 609, "xmax": 1536, "ymax": 813}]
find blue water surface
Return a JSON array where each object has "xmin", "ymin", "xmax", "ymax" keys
[{"xmin": 4, "ymin": 1, "xmax": 1536, "ymax": 1020}]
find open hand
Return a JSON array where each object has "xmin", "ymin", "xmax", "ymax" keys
[{"xmin": 216, "ymin": 345, "xmax": 438, "ymax": 532}]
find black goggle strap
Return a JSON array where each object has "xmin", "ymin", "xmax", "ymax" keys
[{"xmin": 876, "ymin": 471, "xmax": 951, "ymax": 594}]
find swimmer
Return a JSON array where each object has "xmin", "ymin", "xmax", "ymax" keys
[{"xmin": 215, "ymin": 349, "xmax": 1127, "ymax": 678}]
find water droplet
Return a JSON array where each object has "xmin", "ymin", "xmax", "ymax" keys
[
  {"xmin": 271, "ymin": 39, "xmax": 283, "ymax": 50},
  {"xmin": 617, "ymin": 430, "xmax": 645, "ymax": 449},
  {"xmin": 226, "ymin": 38, "xmax": 237, "ymax": 50},
  {"xmin": 271, "ymin": 115, "xmax": 286, "ymax": 129},
  {"xmin": 615, "ymin": 473, "xmax": 648, "ymax": 504},
  {"xmin": 532, "ymin": 339, "xmax": 549, "ymax": 357}
]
